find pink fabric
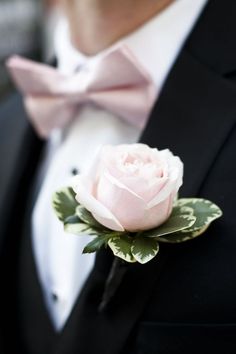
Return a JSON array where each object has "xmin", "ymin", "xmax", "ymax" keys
[{"xmin": 6, "ymin": 46, "xmax": 156, "ymax": 138}]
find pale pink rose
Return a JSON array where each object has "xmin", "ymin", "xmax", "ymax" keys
[{"xmin": 73, "ymin": 144, "xmax": 183, "ymax": 232}]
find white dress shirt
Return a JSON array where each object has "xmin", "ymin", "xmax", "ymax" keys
[{"xmin": 32, "ymin": 0, "xmax": 208, "ymax": 331}]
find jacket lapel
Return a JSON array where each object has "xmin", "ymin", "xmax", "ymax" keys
[
  {"xmin": 141, "ymin": 0, "xmax": 236, "ymax": 197},
  {"xmin": 54, "ymin": 1, "xmax": 236, "ymax": 353},
  {"xmin": 140, "ymin": 47, "xmax": 236, "ymax": 197},
  {"xmin": 0, "ymin": 93, "xmax": 43, "ymax": 248}
]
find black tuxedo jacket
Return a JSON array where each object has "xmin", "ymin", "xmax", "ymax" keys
[{"xmin": 0, "ymin": 1, "xmax": 236, "ymax": 353}]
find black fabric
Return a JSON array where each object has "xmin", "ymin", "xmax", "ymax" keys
[
  {"xmin": 0, "ymin": 95, "xmax": 43, "ymax": 353},
  {"xmin": 0, "ymin": 0, "xmax": 236, "ymax": 353},
  {"xmin": 17, "ymin": 202, "xmax": 56, "ymax": 354},
  {"xmin": 135, "ymin": 322, "xmax": 236, "ymax": 354},
  {"xmin": 17, "ymin": 200, "xmax": 116, "ymax": 354}
]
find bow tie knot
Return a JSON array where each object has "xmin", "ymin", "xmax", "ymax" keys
[{"xmin": 7, "ymin": 45, "xmax": 156, "ymax": 138}]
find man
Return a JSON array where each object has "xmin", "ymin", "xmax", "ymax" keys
[{"xmin": 0, "ymin": 0, "xmax": 236, "ymax": 353}]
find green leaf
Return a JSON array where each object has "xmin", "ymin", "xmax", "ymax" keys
[
  {"xmin": 175, "ymin": 198, "xmax": 223, "ymax": 232},
  {"xmin": 83, "ymin": 235, "xmax": 111, "ymax": 254},
  {"xmin": 131, "ymin": 236, "xmax": 159, "ymax": 264},
  {"xmin": 52, "ymin": 187, "xmax": 78, "ymax": 222},
  {"xmin": 64, "ymin": 222, "xmax": 99, "ymax": 236},
  {"xmin": 158, "ymin": 225, "xmax": 209, "ymax": 243},
  {"xmin": 142, "ymin": 214, "xmax": 196, "ymax": 238},
  {"xmin": 171, "ymin": 205, "xmax": 194, "ymax": 217},
  {"xmin": 158, "ymin": 198, "xmax": 223, "ymax": 244},
  {"xmin": 108, "ymin": 235, "xmax": 136, "ymax": 263},
  {"xmin": 64, "ymin": 215, "xmax": 80, "ymax": 224},
  {"xmin": 76, "ymin": 205, "xmax": 107, "ymax": 229},
  {"xmin": 64, "ymin": 213, "xmax": 123, "ymax": 240},
  {"xmin": 64, "ymin": 214, "xmax": 99, "ymax": 236}
]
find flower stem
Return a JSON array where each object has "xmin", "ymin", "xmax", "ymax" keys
[{"xmin": 98, "ymin": 257, "xmax": 127, "ymax": 312}]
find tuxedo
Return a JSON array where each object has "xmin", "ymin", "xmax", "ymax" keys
[{"xmin": 0, "ymin": 1, "xmax": 236, "ymax": 353}]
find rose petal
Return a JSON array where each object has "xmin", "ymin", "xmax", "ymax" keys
[
  {"xmin": 99, "ymin": 145, "xmax": 170, "ymax": 203},
  {"xmin": 119, "ymin": 175, "xmax": 168, "ymax": 203},
  {"xmin": 73, "ymin": 145, "xmax": 183, "ymax": 232},
  {"xmin": 97, "ymin": 171, "xmax": 173, "ymax": 231},
  {"xmin": 73, "ymin": 175, "xmax": 124, "ymax": 231},
  {"xmin": 148, "ymin": 156, "xmax": 183, "ymax": 208},
  {"xmin": 96, "ymin": 170, "xmax": 150, "ymax": 231},
  {"xmin": 141, "ymin": 195, "xmax": 174, "ymax": 231}
]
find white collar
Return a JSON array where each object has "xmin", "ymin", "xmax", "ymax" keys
[{"xmin": 54, "ymin": 0, "xmax": 208, "ymax": 90}]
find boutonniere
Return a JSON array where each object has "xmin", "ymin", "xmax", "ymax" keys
[{"xmin": 52, "ymin": 143, "xmax": 222, "ymax": 310}]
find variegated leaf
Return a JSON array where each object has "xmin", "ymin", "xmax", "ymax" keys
[
  {"xmin": 171, "ymin": 205, "xmax": 194, "ymax": 217},
  {"xmin": 158, "ymin": 225, "xmax": 209, "ymax": 243},
  {"xmin": 64, "ymin": 215, "xmax": 101, "ymax": 235},
  {"xmin": 175, "ymin": 198, "xmax": 223, "ymax": 233},
  {"xmin": 52, "ymin": 187, "xmax": 78, "ymax": 222},
  {"xmin": 131, "ymin": 236, "xmax": 159, "ymax": 264},
  {"xmin": 142, "ymin": 214, "xmax": 196, "ymax": 238},
  {"xmin": 108, "ymin": 236, "xmax": 136, "ymax": 263},
  {"xmin": 83, "ymin": 235, "xmax": 111, "ymax": 254},
  {"xmin": 76, "ymin": 205, "xmax": 108, "ymax": 230},
  {"xmin": 64, "ymin": 221, "xmax": 99, "ymax": 236}
]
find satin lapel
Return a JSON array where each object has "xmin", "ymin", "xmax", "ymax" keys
[
  {"xmin": 139, "ymin": 0, "xmax": 236, "ymax": 198},
  {"xmin": 140, "ymin": 47, "xmax": 236, "ymax": 197},
  {"xmin": 54, "ymin": 2, "xmax": 236, "ymax": 353},
  {"xmin": 0, "ymin": 93, "xmax": 43, "ymax": 249}
]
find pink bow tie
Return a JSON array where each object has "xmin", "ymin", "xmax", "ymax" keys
[{"xmin": 6, "ymin": 46, "xmax": 156, "ymax": 138}]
